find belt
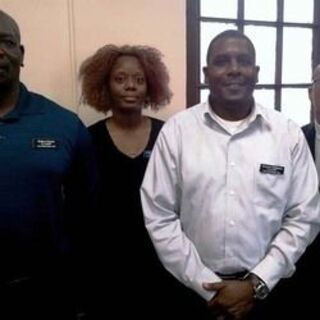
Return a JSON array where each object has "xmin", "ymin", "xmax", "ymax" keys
[{"xmin": 216, "ymin": 270, "xmax": 248, "ymax": 280}]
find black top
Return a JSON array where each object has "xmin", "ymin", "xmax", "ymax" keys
[
  {"xmin": 89, "ymin": 117, "xmax": 163, "ymax": 215},
  {"xmin": 88, "ymin": 117, "xmax": 173, "ymax": 313},
  {"xmin": 88, "ymin": 117, "xmax": 163, "ymax": 259}
]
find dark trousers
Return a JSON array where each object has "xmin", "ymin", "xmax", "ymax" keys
[
  {"xmin": 168, "ymin": 276, "xmax": 295, "ymax": 320},
  {"xmin": 0, "ymin": 275, "xmax": 78, "ymax": 320}
]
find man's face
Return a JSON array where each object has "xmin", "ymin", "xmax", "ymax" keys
[
  {"xmin": 0, "ymin": 15, "xmax": 24, "ymax": 90},
  {"xmin": 203, "ymin": 37, "xmax": 259, "ymax": 107}
]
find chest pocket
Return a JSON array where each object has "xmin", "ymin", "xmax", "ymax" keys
[{"xmin": 254, "ymin": 162, "xmax": 289, "ymax": 209}]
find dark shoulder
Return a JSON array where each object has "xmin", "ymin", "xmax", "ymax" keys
[
  {"xmin": 301, "ymin": 123, "xmax": 315, "ymax": 138},
  {"xmin": 148, "ymin": 117, "xmax": 164, "ymax": 148},
  {"xmin": 150, "ymin": 117, "xmax": 164, "ymax": 133},
  {"xmin": 29, "ymin": 91, "xmax": 76, "ymax": 119},
  {"xmin": 20, "ymin": 84, "xmax": 72, "ymax": 118},
  {"xmin": 27, "ymin": 90, "xmax": 88, "ymax": 137},
  {"xmin": 88, "ymin": 119, "xmax": 107, "ymax": 135}
]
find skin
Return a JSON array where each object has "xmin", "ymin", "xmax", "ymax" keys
[
  {"xmin": 202, "ymin": 35, "xmax": 260, "ymax": 319},
  {"xmin": 203, "ymin": 37, "xmax": 259, "ymax": 121},
  {"xmin": 309, "ymin": 64, "xmax": 320, "ymax": 124},
  {"xmin": 203, "ymin": 280, "xmax": 255, "ymax": 319},
  {"xmin": 106, "ymin": 55, "xmax": 151, "ymax": 158},
  {"xmin": 0, "ymin": 11, "xmax": 24, "ymax": 116},
  {"xmin": 108, "ymin": 55, "xmax": 147, "ymax": 115}
]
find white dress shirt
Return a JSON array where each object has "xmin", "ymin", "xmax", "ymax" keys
[{"xmin": 141, "ymin": 101, "xmax": 320, "ymax": 300}]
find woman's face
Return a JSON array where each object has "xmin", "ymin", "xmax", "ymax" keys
[{"xmin": 108, "ymin": 55, "xmax": 147, "ymax": 112}]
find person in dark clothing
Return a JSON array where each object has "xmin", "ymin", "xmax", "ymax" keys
[
  {"xmin": 0, "ymin": 10, "xmax": 97, "ymax": 319},
  {"xmin": 79, "ymin": 44, "xmax": 203, "ymax": 318}
]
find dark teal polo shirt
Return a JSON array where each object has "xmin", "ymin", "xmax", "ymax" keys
[{"xmin": 0, "ymin": 83, "xmax": 96, "ymax": 279}]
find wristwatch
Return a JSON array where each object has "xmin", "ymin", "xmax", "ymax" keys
[{"xmin": 245, "ymin": 273, "xmax": 269, "ymax": 300}]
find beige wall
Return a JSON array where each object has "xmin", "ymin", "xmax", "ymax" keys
[{"xmin": 0, "ymin": 0, "xmax": 186, "ymax": 125}]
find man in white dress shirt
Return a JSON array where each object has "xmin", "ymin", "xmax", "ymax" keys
[{"xmin": 141, "ymin": 30, "xmax": 320, "ymax": 319}]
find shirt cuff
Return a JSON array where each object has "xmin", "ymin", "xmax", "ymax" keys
[
  {"xmin": 250, "ymin": 249, "xmax": 292, "ymax": 291},
  {"xmin": 193, "ymin": 266, "xmax": 222, "ymax": 300}
]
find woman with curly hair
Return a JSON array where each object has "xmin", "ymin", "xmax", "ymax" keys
[{"xmin": 79, "ymin": 44, "xmax": 185, "ymax": 317}]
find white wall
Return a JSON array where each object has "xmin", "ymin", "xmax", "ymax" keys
[{"xmin": 0, "ymin": 0, "xmax": 186, "ymax": 125}]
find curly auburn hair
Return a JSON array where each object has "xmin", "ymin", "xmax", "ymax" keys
[{"xmin": 79, "ymin": 44, "xmax": 172, "ymax": 113}]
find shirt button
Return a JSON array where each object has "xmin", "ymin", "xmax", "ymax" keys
[
  {"xmin": 229, "ymin": 220, "xmax": 235, "ymax": 227},
  {"xmin": 229, "ymin": 190, "xmax": 235, "ymax": 196},
  {"xmin": 230, "ymin": 162, "xmax": 236, "ymax": 167}
]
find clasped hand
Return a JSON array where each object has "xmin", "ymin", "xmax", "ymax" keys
[{"xmin": 202, "ymin": 279, "xmax": 255, "ymax": 320}]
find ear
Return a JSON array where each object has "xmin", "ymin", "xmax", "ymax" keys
[
  {"xmin": 254, "ymin": 65, "xmax": 260, "ymax": 84},
  {"xmin": 308, "ymin": 86, "xmax": 312, "ymax": 102},
  {"xmin": 203, "ymin": 66, "xmax": 209, "ymax": 84},
  {"xmin": 20, "ymin": 45, "xmax": 25, "ymax": 67}
]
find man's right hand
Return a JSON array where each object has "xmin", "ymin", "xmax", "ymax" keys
[{"xmin": 203, "ymin": 279, "xmax": 255, "ymax": 319}]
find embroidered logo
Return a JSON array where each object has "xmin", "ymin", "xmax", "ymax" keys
[{"xmin": 32, "ymin": 138, "xmax": 58, "ymax": 149}]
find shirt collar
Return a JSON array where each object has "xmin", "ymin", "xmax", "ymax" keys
[
  {"xmin": 1, "ymin": 83, "xmax": 45, "ymax": 122},
  {"xmin": 203, "ymin": 98, "xmax": 272, "ymax": 130}
]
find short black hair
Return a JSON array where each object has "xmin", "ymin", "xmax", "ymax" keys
[{"xmin": 206, "ymin": 29, "xmax": 256, "ymax": 65}]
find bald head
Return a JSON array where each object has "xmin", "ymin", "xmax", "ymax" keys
[
  {"xmin": 0, "ymin": 10, "xmax": 24, "ymax": 98},
  {"xmin": 0, "ymin": 10, "xmax": 21, "ymax": 44}
]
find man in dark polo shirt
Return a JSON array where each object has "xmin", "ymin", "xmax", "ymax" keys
[{"xmin": 0, "ymin": 10, "xmax": 96, "ymax": 319}]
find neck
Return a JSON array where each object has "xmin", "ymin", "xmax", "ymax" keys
[
  {"xmin": 209, "ymin": 95, "xmax": 253, "ymax": 121},
  {"xmin": 110, "ymin": 109, "xmax": 144, "ymax": 130},
  {"xmin": 0, "ymin": 82, "xmax": 20, "ymax": 117}
]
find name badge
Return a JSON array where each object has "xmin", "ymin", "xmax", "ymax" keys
[
  {"xmin": 32, "ymin": 138, "xmax": 58, "ymax": 149},
  {"xmin": 260, "ymin": 164, "xmax": 284, "ymax": 175},
  {"xmin": 143, "ymin": 150, "xmax": 152, "ymax": 159}
]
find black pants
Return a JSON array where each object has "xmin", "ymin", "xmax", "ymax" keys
[{"xmin": 0, "ymin": 275, "xmax": 78, "ymax": 320}]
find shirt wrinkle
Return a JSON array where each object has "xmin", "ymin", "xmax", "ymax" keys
[{"xmin": 141, "ymin": 100, "xmax": 320, "ymax": 300}]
